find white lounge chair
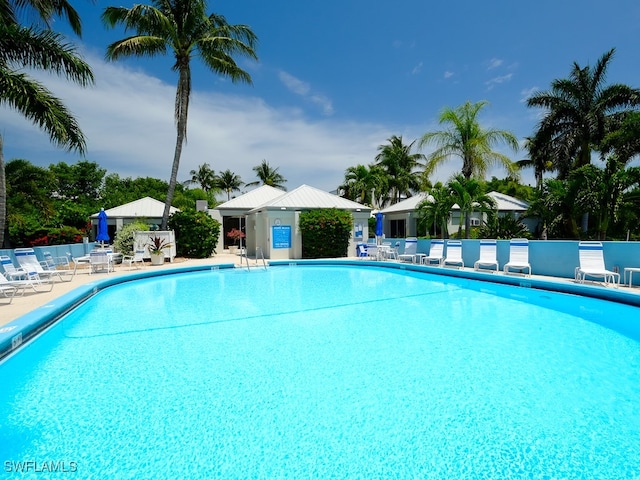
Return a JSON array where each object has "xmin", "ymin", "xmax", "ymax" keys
[
  {"xmin": 0, "ymin": 274, "xmax": 20, "ymax": 303},
  {"xmin": 0, "ymin": 267, "xmax": 53, "ymax": 293},
  {"xmin": 366, "ymin": 243, "xmax": 380, "ymax": 260},
  {"xmin": 422, "ymin": 239, "xmax": 445, "ymax": 266},
  {"xmin": 89, "ymin": 249, "xmax": 114, "ymax": 274},
  {"xmin": 0, "ymin": 255, "xmax": 34, "ymax": 281},
  {"xmin": 474, "ymin": 239, "xmax": 499, "ymax": 272},
  {"xmin": 503, "ymin": 238, "xmax": 531, "ymax": 276},
  {"xmin": 576, "ymin": 241, "xmax": 620, "ymax": 287},
  {"xmin": 14, "ymin": 248, "xmax": 71, "ymax": 282},
  {"xmin": 443, "ymin": 240, "xmax": 464, "ymax": 268},
  {"xmin": 122, "ymin": 249, "xmax": 146, "ymax": 269},
  {"xmin": 398, "ymin": 237, "xmax": 418, "ymax": 263}
]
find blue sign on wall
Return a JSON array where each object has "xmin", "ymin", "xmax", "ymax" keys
[{"xmin": 272, "ymin": 225, "xmax": 291, "ymax": 249}]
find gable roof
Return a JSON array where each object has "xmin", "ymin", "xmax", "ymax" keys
[
  {"xmin": 380, "ymin": 191, "xmax": 528, "ymax": 214},
  {"xmin": 249, "ymin": 184, "xmax": 370, "ymax": 213},
  {"xmin": 216, "ymin": 185, "xmax": 286, "ymax": 210},
  {"xmin": 91, "ymin": 197, "xmax": 179, "ymax": 218},
  {"xmin": 380, "ymin": 193, "xmax": 430, "ymax": 214}
]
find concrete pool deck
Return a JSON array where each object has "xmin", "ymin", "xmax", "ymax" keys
[{"xmin": 2, "ymin": 253, "xmax": 640, "ymax": 328}]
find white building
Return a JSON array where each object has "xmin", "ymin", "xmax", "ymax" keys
[
  {"xmin": 211, "ymin": 185, "xmax": 372, "ymax": 259},
  {"xmin": 380, "ymin": 191, "xmax": 535, "ymax": 237}
]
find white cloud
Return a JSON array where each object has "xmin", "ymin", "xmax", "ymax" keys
[
  {"xmin": 278, "ymin": 70, "xmax": 310, "ymax": 96},
  {"xmin": 412, "ymin": 61, "xmax": 423, "ymax": 75},
  {"xmin": 443, "ymin": 70, "xmax": 454, "ymax": 79},
  {"xmin": 277, "ymin": 70, "xmax": 333, "ymax": 116},
  {"xmin": 1, "ymin": 54, "xmax": 388, "ymax": 194},
  {"xmin": 486, "ymin": 58, "xmax": 503, "ymax": 70},
  {"xmin": 485, "ymin": 73, "xmax": 513, "ymax": 90}
]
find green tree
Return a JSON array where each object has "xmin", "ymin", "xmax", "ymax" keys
[
  {"xmin": 245, "ymin": 160, "xmax": 287, "ymax": 190},
  {"xmin": 418, "ymin": 100, "xmax": 519, "ymax": 181},
  {"xmin": 527, "ymin": 49, "xmax": 640, "ymax": 177},
  {"xmin": 339, "ymin": 164, "xmax": 387, "ymax": 207},
  {"xmin": 416, "ymin": 183, "xmax": 455, "ymax": 239},
  {"xmin": 103, "ymin": 0, "xmax": 258, "ymax": 230},
  {"xmin": 49, "ymin": 160, "xmax": 106, "ymax": 201},
  {"xmin": 185, "ymin": 162, "xmax": 217, "ymax": 192},
  {"xmin": 217, "ymin": 169, "xmax": 243, "ymax": 200},
  {"xmin": 375, "ymin": 135, "xmax": 424, "ymax": 204},
  {"xmin": 0, "ymin": 0, "xmax": 94, "ymax": 246},
  {"xmin": 447, "ymin": 175, "xmax": 495, "ymax": 238},
  {"xmin": 102, "ymin": 174, "xmax": 171, "ymax": 208}
]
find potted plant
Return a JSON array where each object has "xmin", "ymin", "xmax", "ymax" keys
[
  {"xmin": 147, "ymin": 235, "xmax": 172, "ymax": 265},
  {"xmin": 226, "ymin": 228, "xmax": 245, "ymax": 254}
]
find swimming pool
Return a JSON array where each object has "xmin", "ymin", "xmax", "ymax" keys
[{"xmin": 1, "ymin": 264, "xmax": 640, "ymax": 478}]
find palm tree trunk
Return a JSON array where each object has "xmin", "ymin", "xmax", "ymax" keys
[{"xmin": 162, "ymin": 71, "xmax": 190, "ymax": 230}]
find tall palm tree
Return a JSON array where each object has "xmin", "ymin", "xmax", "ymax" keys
[
  {"xmin": 339, "ymin": 164, "xmax": 387, "ymax": 207},
  {"xmin": 185, "ymin": 162, "xmax": 217, "ymax": 192},
  {"xmin": 102, "ymin": 0, "xmax": 258, "ymax": 229},
  {"xmin": 527, "ymin": 48, "xmax": 640, "ymax": 176},
  {"xmin": 374, "ymin": 135, "xmax": 424, "ymax": 204},
  {"xmin": 1, "ymin": 0, "xmax": 94, "ymax": 246},
  {"xmin": 418, "ymin": 100, "xmax": 519, "ymax": 181},
  {"xmin": 217, "ymin": 169, "xmax": 243, "ymax": 200},
  {"xmin": 245, "ymin": 160, "xmax": 287, "ymax": 190}
]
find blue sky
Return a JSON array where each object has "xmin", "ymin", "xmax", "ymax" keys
[{"xmin": 3, "ymin": 0, "xmax": 640, "ymax": 195}]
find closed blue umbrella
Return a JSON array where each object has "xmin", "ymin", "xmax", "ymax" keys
[
  {"xmin": 375, "ymin": 212, "xmax": 384, "ymax": 243},
  {"xmin": 96, "ymin": 208, "xmax": 110, "ymax": 246}
]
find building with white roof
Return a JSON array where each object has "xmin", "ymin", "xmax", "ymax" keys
[
  {"xmin": 380, "ymin": 191, "xmax": 534, "ymax": 237},
  {"xmin": 90, "ymin": 197, "xmax": 180, "ymax": 240},
  {"xmin": 212, "ymin": 185, "xmax": 371, "ymax": 259}
]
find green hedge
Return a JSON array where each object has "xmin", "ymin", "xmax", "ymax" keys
[
  {"xmin": 299, "ymin": 208, "xmax": 353, "ymax": 258},
  {"xmin": 168, "ymin": 211, "xmax": 220, "ymax": 258}
]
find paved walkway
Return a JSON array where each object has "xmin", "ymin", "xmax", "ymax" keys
[{"xmin": 2, "ymin": 254, "xmax": 638, "ymax": 327}]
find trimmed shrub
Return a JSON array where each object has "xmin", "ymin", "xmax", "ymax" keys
[
  {"xmin": 299, "ymin": 208, "xmax": 353, "ymax": 258},
  {"xmin": 113, "ymin": 221, "xmax": 149, "ymax": 255},
  {"xmin": 168, "ymin": 210, "xmax": 220, "ymax": 258}
]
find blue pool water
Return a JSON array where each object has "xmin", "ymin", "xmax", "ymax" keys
[{"xmin": 1, "ymin": 265, "xmax": 640, "ymax": 478}]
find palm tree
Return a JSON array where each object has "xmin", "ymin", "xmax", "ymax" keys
[
  {"xmin": 245, "ymin": 160, "xmax": 287, "ymax": 190},
  {"xmin": 339, "ymin": 164, "xmax": 387, "ymax": 207},
  {"xmin": 374, "ymin": 135, "xmax": 424, "ymax": 204},
  {"xmin": 416, "ymin": 183, "xmax": 455, "ymax": 239},
  {"xmin": 447, "ymin": 175, "xmax": 495, "ymax": 238},
  {"xmin": 516, "ymin": 137, "xmax": 555, "ymax": 190},
  {"xmin": 217, "ymin": 169, "xmax": 243, "ymax": 200},
  {"xmin": 418, "ymin": 100, "xmax": 519, "ymax": 181},
  {"xmin": 527, "ymin": 49, "xmax": 640, "ymax": 176},
  {"xmin": 102, "ymin": 0, "xmax": 258, "ymax": 229},
  {"xmin": 185, "ymin": 163, "xmax": 217, "ymax": 192},
  {"xmin": 1, "ymin": 0, "xmax": 94, "ymax": 246}
]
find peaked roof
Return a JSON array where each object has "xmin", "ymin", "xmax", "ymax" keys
[
  {"xmin": 381, "ymin": 193, "xmax": 429, "ymax": 214},
  {"xmin": 488, "ymin": 191, "xmax": 529, "ymax": 211},
  {"xmin": 216, "ymin": 185, "xmax": 285, "ymax": 210},
  {"xmin": 249, "ymin": 184, "xmax": 370, "ymax": 212},
  {"xmin": 91, "ymin": 196, "xmax": 179, "ymax": 218},
  {"xmin": 380, "ymin": 191, "xmax": 528, "ymax": 214}
]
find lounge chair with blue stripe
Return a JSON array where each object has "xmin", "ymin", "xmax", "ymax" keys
[
  {"xmin": 503, "ymin": 238, "xmax": 531, "ymax": 276},
  {"xmin": 422, "ymin": 239, "xmax": 445, "ymax": 266},
  {"xmin": 474, "ymin": 239, "xmax": 499, "ymax": 272},
  {"xmin": 14, "ymin": 248, "xmax": 72, "ymax": 282},
  {"xmin": 576, "ymin": 241, "xmax": 620, "ymax": 287}
]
